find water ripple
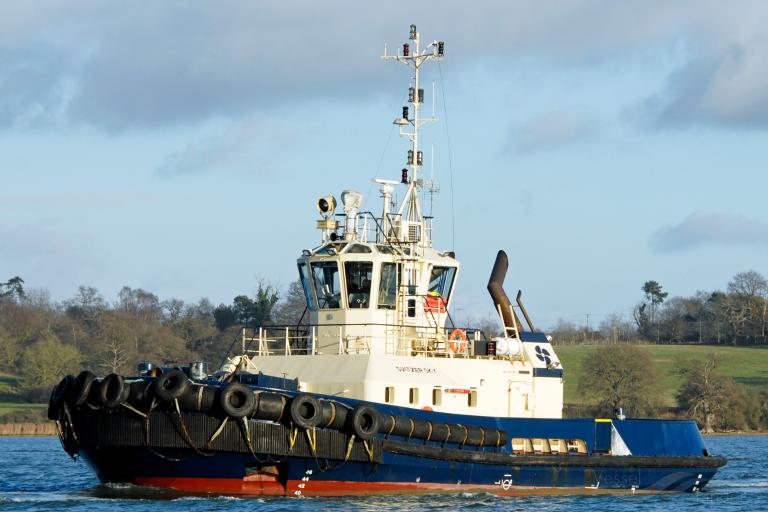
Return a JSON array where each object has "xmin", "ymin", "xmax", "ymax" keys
[{"xmin": 0, "ymin": 436, "xmax": 765, "ymax": 511}]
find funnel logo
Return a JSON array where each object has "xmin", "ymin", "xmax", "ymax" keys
[{"xmin": 535, "ymin": 345, "xmax": 551, "ymax": 365}]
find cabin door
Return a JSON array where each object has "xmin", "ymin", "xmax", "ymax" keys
[{"xmin": 507, "ymin": 381, "xmax": 526, "ymax": 417}]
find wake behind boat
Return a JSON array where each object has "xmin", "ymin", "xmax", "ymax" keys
[{"xmin": 48, "ymin": 24, "xmax": 725, "ymax": 496}]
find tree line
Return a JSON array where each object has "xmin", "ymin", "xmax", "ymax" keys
[
  {"xmin": 0, "ymin": 276, "xmax": 307, "ymax": 404},
  {"xmin": 551, "ymin": 270, "xmax": 768, "ymax": 345},
  {"xmin": 577, "ymin": 345, "xmax": 767, "ymax": 433}
]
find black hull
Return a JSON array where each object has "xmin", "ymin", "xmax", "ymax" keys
[{"xmin": 64, "ymin": 407, "xmax": 725, "ymax": 496}]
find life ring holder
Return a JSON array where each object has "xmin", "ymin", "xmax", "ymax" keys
[{"xmin": 448, "ymin": 329, "xmax": 468, "ymax": 354}]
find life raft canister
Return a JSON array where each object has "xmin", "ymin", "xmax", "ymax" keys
[{"xmin": 448, "ymin": 328, "xmax": 467, "ymax": 353}]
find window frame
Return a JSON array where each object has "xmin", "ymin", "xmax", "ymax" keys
[
  {"xmin": 297, "ymin": 262, "xmax": 317, "ymax": 311},
  {"xmin": 309, "ymin": 260, "xmax": 343, "ymax": 310},
  {"xmin": 377, "ymin": 262, "xmax": 400, "ymax": 310},
  {"xmin": 344, "ymin": 260, "xmax": 374, "ymax": 309},
  {"xmin": 427, "ymin": 265, "xmax": 457, "ymax": 304}
]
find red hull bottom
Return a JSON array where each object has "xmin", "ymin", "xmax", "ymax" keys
[{"xmin": 133, "ymin": 476, "xmax": 662, "ymax": 497}]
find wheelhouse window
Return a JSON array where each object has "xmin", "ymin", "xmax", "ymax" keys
[
  {"xmin": 297, "ymin": 263, "xmax": 316, "ymax": 311},
  {"xmin": 346, "ymin": 243, "xmax": 372, "ymax": 254},
  {"xmin": 345, "ymin": 261, "xmax": 373, "ymax": 308},
  {"xmin": 428, "ymin": 266, "xmax": 457, "ymax": 302},
  {"xmin": 310, "ymin": 261, "xmax": 341, "ymax": 309},
  {"xmin": 378, "ymin": 263, "xmax": 399, "ymax": 310}
]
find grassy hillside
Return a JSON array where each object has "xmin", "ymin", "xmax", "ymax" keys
[
  {"xmin": 556, "ymin": 344, "xmax": 768, "ymax": 407},
  {"xmin": 0, "ymin": 373, "xmax": 47, "ymax": 416},
  {"xmin": 2, "ymin": 345, "xmax": 768, "ymax": 415}
]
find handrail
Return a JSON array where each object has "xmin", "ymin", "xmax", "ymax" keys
[{"xmin": 223, "ymin": 321, "xmax": 490, "ymax": 362}]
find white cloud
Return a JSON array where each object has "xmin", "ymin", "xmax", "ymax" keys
[
  {"xmin": 650, "ymin": 211, "xmax": 768, "ymax": 252},
  {"xmin": 2, "ymin": 1, "xmax": 768, "ymax": 130}
]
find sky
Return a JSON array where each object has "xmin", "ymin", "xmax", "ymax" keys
[{"xmin": 2, "ymin": 1, "xmax": 768, "ymax": 329}]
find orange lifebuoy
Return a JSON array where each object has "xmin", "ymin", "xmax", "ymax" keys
[{"xmin": 449, "ymin": 328, "xmax": 467, "ymax": 353}]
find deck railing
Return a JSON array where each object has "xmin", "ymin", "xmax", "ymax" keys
[{"xmin": 233, "ymin": 324, "xmax": 489, "ymax": 359}]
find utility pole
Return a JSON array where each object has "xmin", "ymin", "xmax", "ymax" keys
[
  {"xmin": 585, "ymin": 313, "xmax": 591, "ymax": 342},
  {"xmin": 699, "ymin": 318, "xmax": 703, "ymax": 344}
]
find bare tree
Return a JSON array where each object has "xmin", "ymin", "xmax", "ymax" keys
[
  {"xmin": 727, "ymin": 270, "xmax": 768, "ymax": 298},
  {"xmin": 272, "ymin": 280, "xmax": 308, "ymax": 326},
  {"xmin": 599, "ymin": 313, "xmax": 636, "ymax": 343},
  {"xmin": 677, "ymin": 355, "xmax": 743, "ymax": 433},
  {"xmin": 102, "ymin": 338, "xmax": 128, "ymax": 374}
]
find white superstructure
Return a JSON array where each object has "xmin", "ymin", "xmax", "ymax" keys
[{"xmin": 232, "ymin": 25, "xmax": 563, "ymax": 419}]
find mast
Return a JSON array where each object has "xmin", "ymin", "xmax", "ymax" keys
[{"xmin": 383, "ymin": 25, "xmax": 444, "ymax": 240}]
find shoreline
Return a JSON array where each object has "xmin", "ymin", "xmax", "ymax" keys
[
  {"xmin": 0, "ymin": 423, "xmax": 57, "ymax": 436},
  {"xmin": 0, "ymin": 422, "xmax": 766, "ymax": 437},
  {"xmin": 705, "ymin": 431, "xmax": 768, "ymax": 436}
]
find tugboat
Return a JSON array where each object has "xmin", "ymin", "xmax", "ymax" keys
[{"xmin": 48, "ymin": 25, "xmax": 725, "ymax": 496}]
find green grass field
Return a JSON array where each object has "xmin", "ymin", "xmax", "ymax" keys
[
  {"xmin": 0, "ymin": 372, "xmax": 44, "ymax": 415},
  {"xmin": 2, "ymin": 345, "xmax": 768, "ymax": 413},
  {"xmin": 556, "ymin": 344, "xmax": 768, "ymax": 407},
  {"xmin": 0, "ymin": 402, "xmax": 45, "ymax": 414}
]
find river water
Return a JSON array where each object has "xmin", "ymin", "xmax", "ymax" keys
[{"xmin": 0, "ymin": 435, "xmax": 764, "ymax": 511}]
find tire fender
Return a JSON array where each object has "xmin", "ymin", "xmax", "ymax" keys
[
  {"xmin": 346, "ymin": 404, "xmax": 380, "ymax": 440},
  {"xmin": 47, "ymin": 375, "xmax": 74, "ymax": 420},
  {"xmin": 152, "ymin": 369, "xmax": 190, "ymax": 402},
  {"xmin": 99, "ymin": 373, "xmax": 128, "ymax": 408},
  {"xmin": 289, "ymin": 394, "xmax": 322, "ymax": 429},
  {"xmin": 219, "ymin": 382, "xmax": 256, "ymax": 418},
  {"xmin": 68, "ymin": 370, "xmax": 97, "ymax": 407}
]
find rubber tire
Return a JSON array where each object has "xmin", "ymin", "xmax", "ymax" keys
[
  {"xmin": 178, "ymin": 384, "xmax": 217, "ymax": 413},
  {"xmin": 289, "ymin": 394, "xmax": 322, "ymax": 429},
  {"xmin": 346, "ymin": 404, "xmax": 380, "ymax": 440},
  {"xmin": 219, "ymin": 382, "xmax": 256, "ymax": 418},
  {"xmin": 128, "ymin": 379, "xmax": 152, "ymax": 409},
  {"xmin": 253, "ymin": 393, "xmax": 286, "ymax": 422},
  {"xmin": 152, "ymin": 369, "xmax": 190, "ymax": 402},
  {"xmin": 69, "ymin": 370, "xmax": 97, "ymax": 407},
  {"xmin": 98, "ymin": 373, "xmax": 127, "ymax": 408},
  {"xmin": 47, "ymin": 375, "xmax": 74, "ymax": 420}
]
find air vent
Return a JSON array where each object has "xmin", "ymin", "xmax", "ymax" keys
[{"xmin": 407, "ymin": 223, "xmax": 421, "ymax": 242}]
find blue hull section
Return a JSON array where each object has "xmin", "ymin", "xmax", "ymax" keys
[
  {"xmin": 81, "ymin": 445, "xmax": 719, "ymax": 496},
  {"xmin": 67, "ymin": 389, "xmax": 723, "ymax": 496}
]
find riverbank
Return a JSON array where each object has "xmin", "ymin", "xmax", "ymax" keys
[
  {"xmin": 1, "ymin": 422, "xmax": 764, "ymax": 437},
  {"xmin": 705, "ymin": 431, "xmax": 768, "ymax": 436},
  {"xmin": 0, "ymin": 422, "xmax": 56, "ymax": 436}
]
